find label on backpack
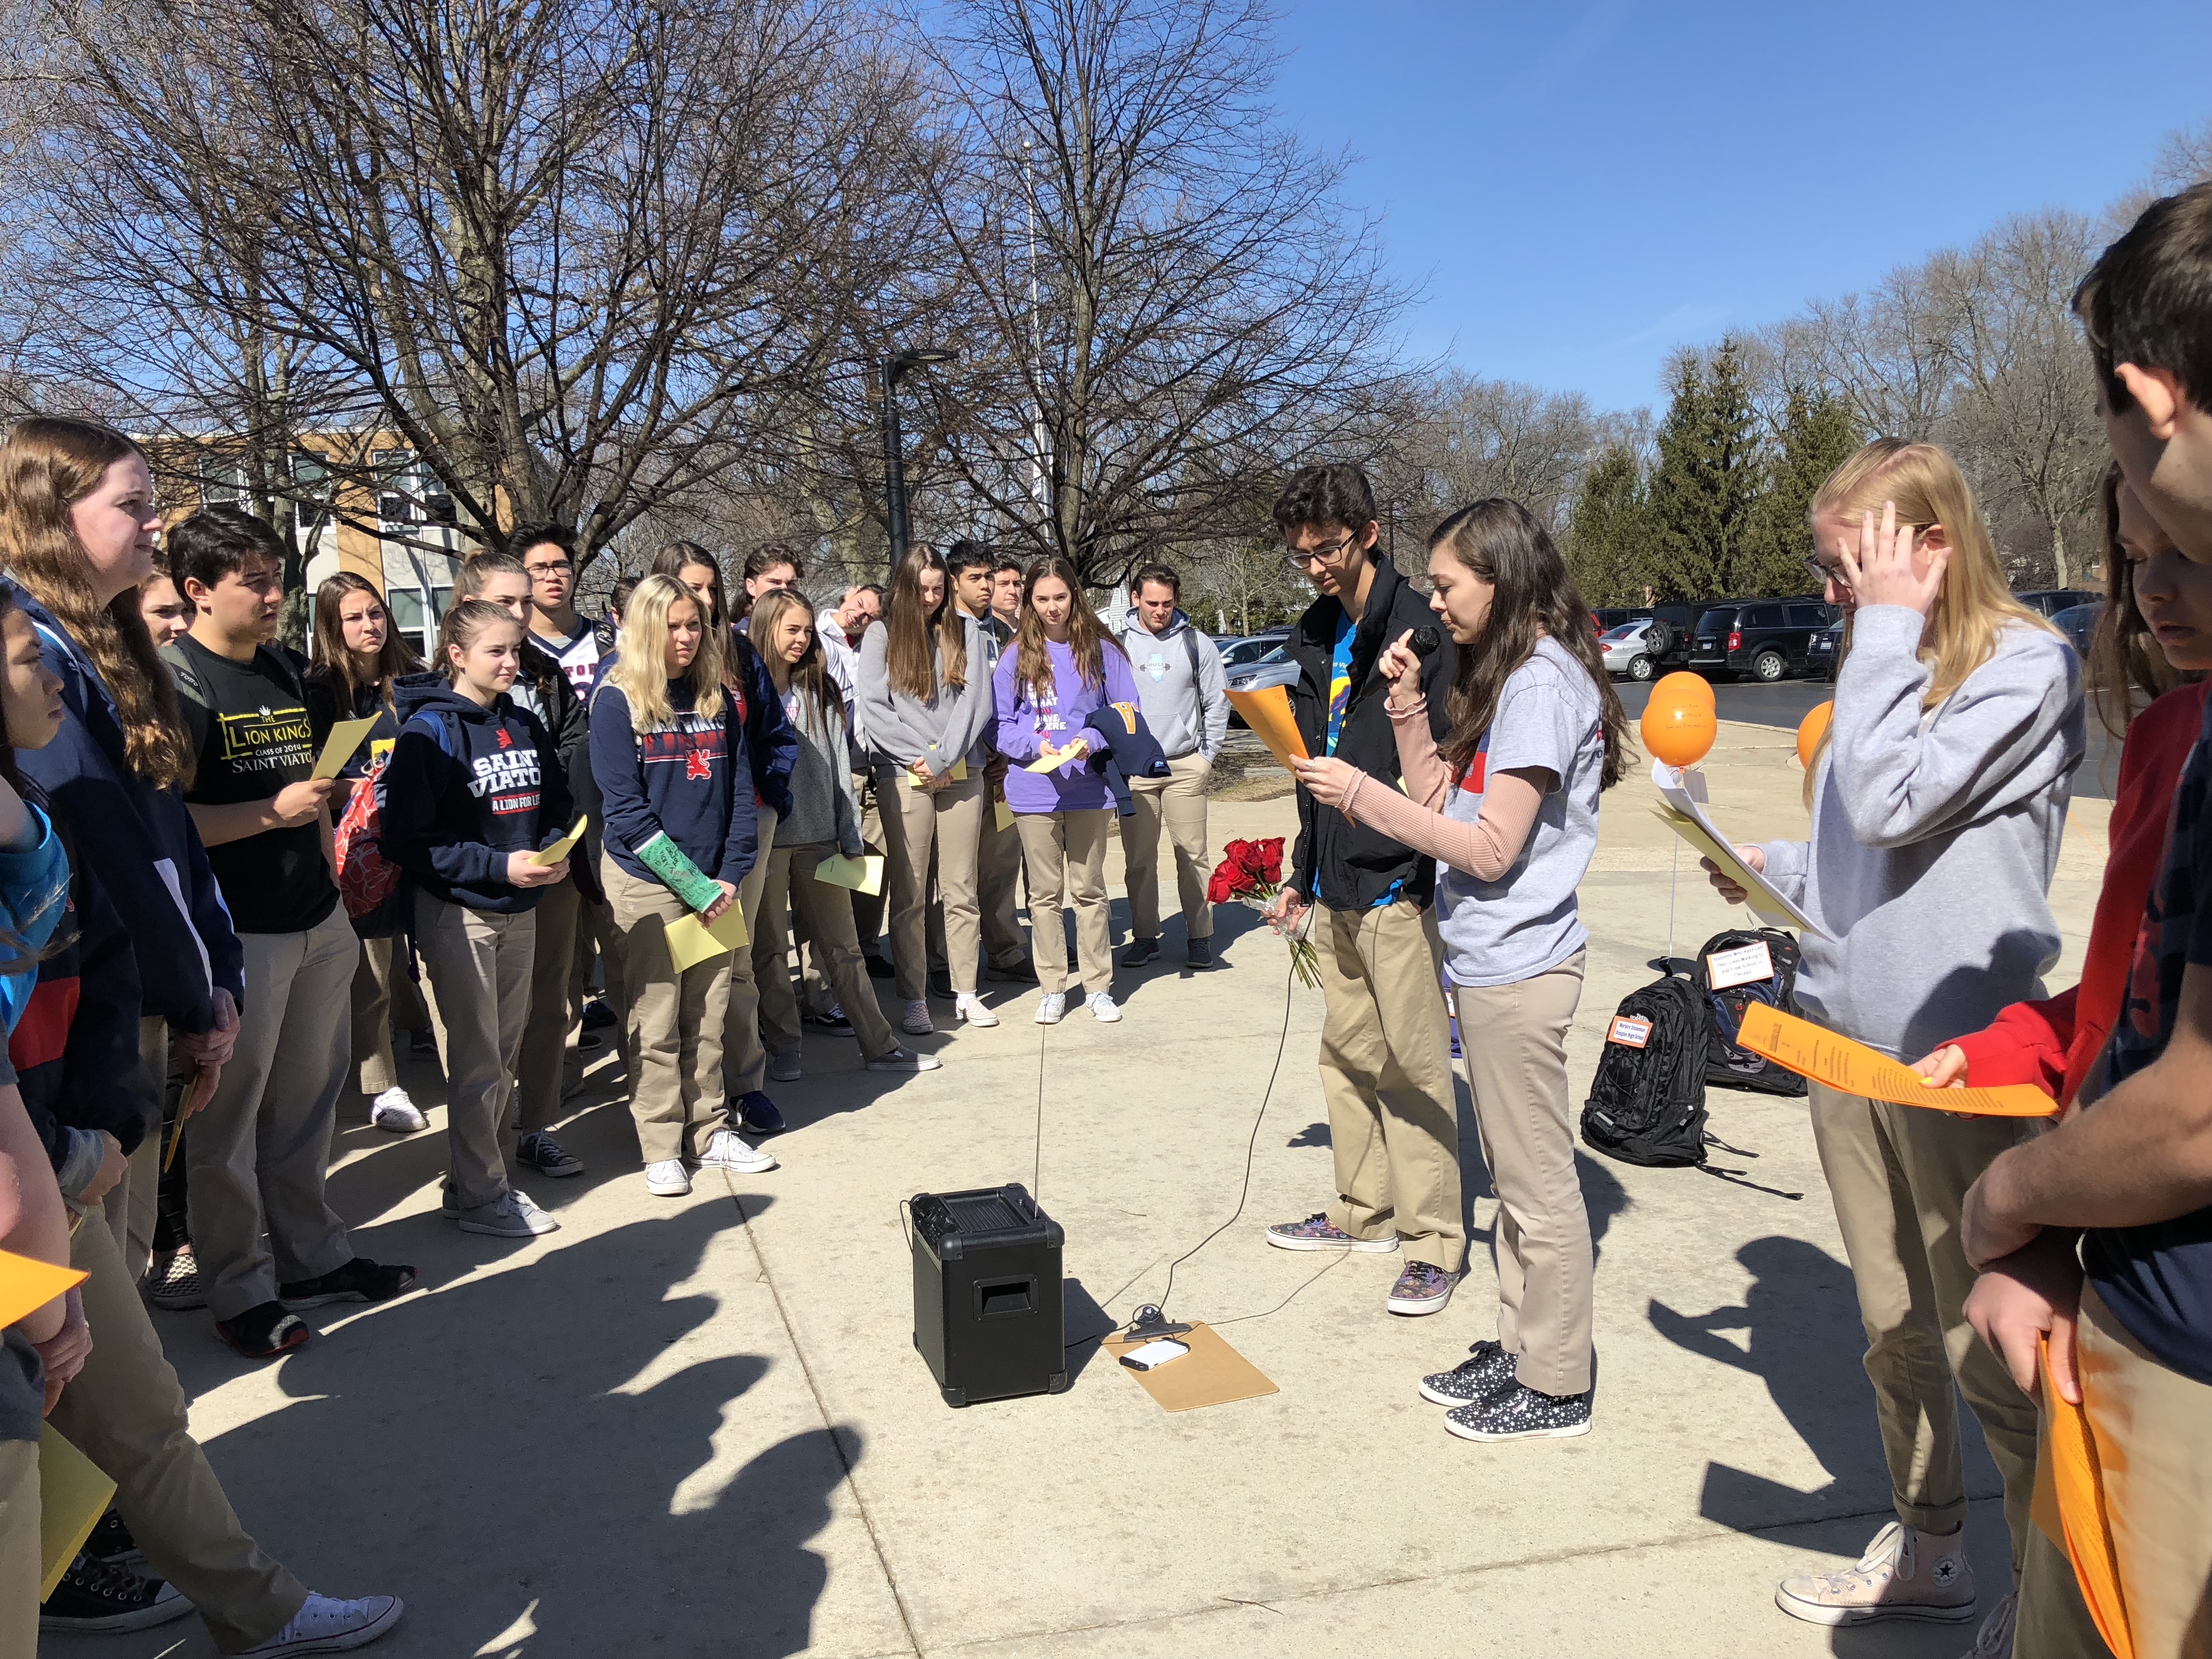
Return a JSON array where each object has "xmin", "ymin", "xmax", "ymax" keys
[
  {"xmin": 1608, "ymin": 1015, "xmax": 1654, "ymax": 1048},
  {"xmin": 1705, "ymin": 940, "xmax": 1775, "ymax": 991}
]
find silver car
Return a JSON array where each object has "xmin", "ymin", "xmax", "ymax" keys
[
  {"xmin": 1599, "ymin": 619, "xmax": 1657, "ymax": 681},
  {"xmin": 1224, "ymin": 642, "xmax": 1299, "ymax": 725}
]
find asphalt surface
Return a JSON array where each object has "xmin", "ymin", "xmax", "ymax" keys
[{"xmin": 1614, "ymin": 674, "xmax": 2119, "ymax": 801}]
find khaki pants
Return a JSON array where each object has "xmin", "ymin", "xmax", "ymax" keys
[
  {"xmin": 753, "ymin": 844, "xmax": 899, "ymax": 1061},
  {"xmin": 417, "ymin": 893, "xmax": 534, "ymax": 1211},
  {"xmin": 571, "ymin": 894, "xmax": 628, "ymax": 1071},
  {"xmin": 50, "ymin": 1207, "xmax": 308, "ymax": 1652},
  {"xmin": 1318, "ymin": 899, "xmax": 1462, "ymax": 1272},
  {"xmin": 882, "ymin": 772, "xmax": 984, "ymax": 1001},
  {"xmin": 978, "ymin": 792, "xmax": 1028, "ymax": 966},
  {"xmin": 186, "ymin": 908, "xmax": 359, "ymax": 1321},
  {"xmin": 2016, "ymin": 1285, "xmax": 2212, "ymax": 1659},
  {"xmin": 0, "ymin": 1436, "xmax": 33, "ymax": 1659},
  {"xmin": 719, "ymin": 806, "xmax": 777, "ymax": 1100},
  {"xmin": 101, "ymin": 1014, "xmax": 168, "ymax": 1283},
  {"xmin": 1453, "ymin": 953, "xmax": 1591, "ymax": 1395},
  {"xmin": 606, "ymin": 860, "xmax": 733, "ymax": 1164},
  {"xmin": 348, "ymin": 933, "xmax": 402, "ymax": 1098},
  {"xmin": 1125, "ymin": 752, "xmax": 1214, "ymax": 943},
  {"xmin": 849, "ymin": 772, "xmax": 887, "ymax": 950},
  {"xmin": 1016, "ymin": 810, "xmax": 1113, "ymax": 996},
  {"xmin": 517, "ymin": 876, "xmax": 582, "ymax": 1135},
  {"xmin": 1810, "ymin": 1083, "xmax": 2040, "ymax": 1570}
]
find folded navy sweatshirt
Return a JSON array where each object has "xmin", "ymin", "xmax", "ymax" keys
[
  {"xmin": 382, "ymin": 673, "xmax": 576, "ymax": 914},
  {"xmin": 588, "ymin": 679, "xmax": 759, "ymax": 889}
]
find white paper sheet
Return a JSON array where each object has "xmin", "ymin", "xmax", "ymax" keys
[{"xmin": 1648, "ymin": 758, "xmax": 1827, "ymax": 938}]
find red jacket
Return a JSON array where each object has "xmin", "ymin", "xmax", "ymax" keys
[{"xmin": 1949, "ymin": 681, "xmax": 2208, "ymax": 1103}]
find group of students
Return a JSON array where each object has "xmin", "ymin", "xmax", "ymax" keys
[
  {"xmin": 0, "ymin": 417, "xmax": 1240, "ymax": 1652},
  {"xmin": 1255, "ymin": 183, "xmax": 2212, "ymax": 1659}
]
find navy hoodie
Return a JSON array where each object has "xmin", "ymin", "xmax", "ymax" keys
[
  {"xmin": 589, "ymin": 678, "xmax": 758, "ymax": 889},
  {"xmin": 13, "ymin": 589, "xmax": 243, "ymax": 1030},
  {"xmin": 383, "ymin": 673, "xmax": 577, "ymax": 914}
]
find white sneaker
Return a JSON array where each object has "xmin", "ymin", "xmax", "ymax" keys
[
  {"xmin": 1087, "ymin": 991, "xmax": 1122, "ymax": 1023},
  {"xmin": 645, "ymin": 1159, "xmax": 692, "ymax": 1197},
  {"xmin": 956, "ymin": 992, "xmax": 999, "ymax": 1027},
  {"xmin": 238, "ymin": 1590, "xmax": 404, "ymax": 1654},
  {"xmin": 867, "ymin": 1047, "xmax": 944, "ymax": 1073},
  {"xmin": 902, "ymin": 999, "xmax": 933, "ymax": 1035},
  {"xmin": 1034, "ymin": 991, "xmax": 1066, "ymax": 1024},
  {"xmin": 368, "ymin": 1088, "xmax": 425, "ymax": 1133},
  {"xmin": 453, "ymin": 1190, "xmax": 558, "ymax": 1237},
  {"xmin": 1775, "ymin": 1521, "xmax": 1976, "ymax": 1627},
  {"xmin": 768, "ymin": 1052, "xmax": 803, "ymax": 1082},
  {"xmin": 699, "ymin": 1128, "xmax": 778, "ymax": 1173}
]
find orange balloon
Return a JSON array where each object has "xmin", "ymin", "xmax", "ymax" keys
[
  {"xmin": 1643, "ymin": 676, "xmax": 1717, "ymax": 768},
  {"xmin": 1797, "ymin": 701, "xmax": 1835, "ymax": 771}
]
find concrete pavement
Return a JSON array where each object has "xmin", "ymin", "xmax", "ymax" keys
[{"xmin": 69, "ymin": 719, "xmax": 2108, "ymax": 1658}]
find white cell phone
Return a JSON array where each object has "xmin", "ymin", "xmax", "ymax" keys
[{"xmin": 1119, "ymin": 1338, "xmax": 1190, "ymax": 1372}]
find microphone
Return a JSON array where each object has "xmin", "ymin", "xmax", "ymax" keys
[{"xmin": 1408, "ymin": 626, "xmax": 1441, "ymax": 658}]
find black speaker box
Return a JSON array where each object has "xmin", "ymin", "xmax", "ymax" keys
[{"xmin": 910, "ymin": 1183, "xmax": 1067, "ymax": 1407}]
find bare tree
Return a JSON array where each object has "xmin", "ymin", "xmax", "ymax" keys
[
  {"xmin": 1384, "ymin": 373, "xmax": 1599, "ymax": 536},
  {"xmin": 906, "ymin": 0, "xmax": 1419, "ymax": 589},
  {"xmin": 10, "ymin": 0, "xmax": 936, "ymax": 558}
]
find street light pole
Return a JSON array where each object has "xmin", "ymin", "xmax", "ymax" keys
[{"xmin": 882, "ymin": 346, "xmax": 956, "ymax": 577}]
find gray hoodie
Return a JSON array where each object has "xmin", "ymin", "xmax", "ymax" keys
[
  {"xmin": 856, "ymin": 613, "xmax": 996, "ymax": 778},
  {"xmin": 1112, "ymin": 608, "xmax": 1229, "ymax": 761},
  {"xmin": 1757, "ymin": 605, "xmax": 2085, "ymax": 1061},
  {"xmin": 774, "ymin": 679, "xmax": 864, "ymax": 854}
]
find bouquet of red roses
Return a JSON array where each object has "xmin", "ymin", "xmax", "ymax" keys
[{"xmin": 1207, "ymin": 836, "xmax": 1321, "ymax": 988}]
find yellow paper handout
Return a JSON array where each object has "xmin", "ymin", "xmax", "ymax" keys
[
  {"xmin": 815, "ymin": 854, "xmax": 884, "ymax": 896},
  {"xmin": 909, "ymin": 759, "xmax": 969, "ymax": 790},
  {"xmin": 530, "ymin": 815, "xmax": 589, "ymax": 867},
  {"xmin": 664, "ymin": 906, "xmax": 749, "ymax": 973},
  {"xmin": 310, "ymin": 715, "xmax": 381, "ymax": 780}
]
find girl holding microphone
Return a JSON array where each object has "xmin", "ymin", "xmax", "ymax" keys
[{"xmin": 1291, "ymin": 498, "xmax": 1626, "ymax": 1441}]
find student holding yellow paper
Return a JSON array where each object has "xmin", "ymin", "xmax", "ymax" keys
[
  {"xmin": 1703, "ymin": 443, "xmax": 2091, "ymax": 1650},
  {"xmin": 859, "ymin": 547, "xmax": 997, "ymax": 1036},
  {"xmin": 591, "ymin": 575, "xmax": 777, "ymax": 1197},
  {"xmin": 746, "ymin": 592, "xmax": 937, "ymax": 1080}
]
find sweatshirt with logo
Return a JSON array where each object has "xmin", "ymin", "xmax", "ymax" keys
[
  {"xmin": 588, "ymin": 679, "xmax": 759, "ymax": 891},
  {"xmin": 1111, "ymin": 608, "xmax": 1229, "ymax": 762},
  {"xmin": 383, "ymin": 673, "xmax": 577, "ymax": 915}
]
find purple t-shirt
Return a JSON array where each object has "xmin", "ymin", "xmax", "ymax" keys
[{"xmin": 994, "ymin": 639, "xmax": 1139, "ymax": 814}]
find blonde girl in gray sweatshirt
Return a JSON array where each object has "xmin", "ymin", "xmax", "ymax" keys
[
  {"xmin": 1709, "ymin": 441, "xmax": 2091, "ymax": 1650},
  {"xmin": 856, "ymin": 548, "xmax": 997, "ymax": 1036}
]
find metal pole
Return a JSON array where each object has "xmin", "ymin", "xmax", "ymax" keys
[
  {"xmin": 882, "ymin": 358, "xmax": 909, "ymax": 577},
  {"xmin": 1024, "ymin": 139, "xmax": 1048, "ymax": 516}
]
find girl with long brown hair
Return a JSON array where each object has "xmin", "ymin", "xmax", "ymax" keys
[
  {"xmin": 746, "ymin": 588, "xmax": 937, "ymax": 1077},
  {"xmin": 993, "ymin": 555, "xmax": 1139, "ymax": 1023},
  {"xmin": 0, "ymin": 416, "xmax": 244, "ymax": 1296},
  {"xmin": 1707, "ymin": 439, "xmax": 2085, "ymax": 1644},
  {"xmin": 856, "ymin": 545, "xmax": 996, "ymax": 1035},
  {"xmin": 1293, "ymin": 498, "xmax": 1623, "ymax": 1442},
  {"xmin": 304, "ymin": 573, "xmax": 429, "ymax": 1135}
]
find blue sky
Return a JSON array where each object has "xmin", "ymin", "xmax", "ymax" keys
[{"xmin": 1268, "ymin": 0, "xmax": 2212, "ymax": 413}]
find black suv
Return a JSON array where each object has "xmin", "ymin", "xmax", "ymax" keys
[
  {"xmin": 1688, "ymin": 598, "xmax": 1836, "ymax": 682},
  {"xmin": 2015, "ymin": 588, "xmax": 2099, "ymax": 619}
]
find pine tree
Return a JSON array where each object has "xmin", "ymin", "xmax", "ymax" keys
[
  {"xmin": 1565, "ymin": 446, "xmax": 1650, "ymax": 604},
  {"xmin": 1742, "ymin": 388, "xmax": 1861, "ymax": 594},
  {"xmin": 1646, "ymin": 339, "xmax": 1764, "ymax": 599}
]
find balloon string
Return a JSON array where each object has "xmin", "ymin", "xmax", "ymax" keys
[{"xmin": 1668, "ymin": 838, "xmax": 1678, "ymax": 964}]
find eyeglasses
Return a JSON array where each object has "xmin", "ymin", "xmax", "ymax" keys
[
  {"xmin": 525, "ymin": 561, "xmax": 572, "ymax": 578},
  {"xmin": 1802, "ymin": 554, "xmax": 1850, "ymax": 590},
  {"xmin": 1284, "ymin": 532, "xmax": 1358, "ymax": 570}
]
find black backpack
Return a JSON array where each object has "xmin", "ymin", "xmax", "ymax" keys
[
  {"xmin": 1580, "ymin": 962, "xmax": 1710, "ymax": 1167},
  {"xmin": 1694, "ymin": 928, "xmax": 1807, "ymax": 1098}
]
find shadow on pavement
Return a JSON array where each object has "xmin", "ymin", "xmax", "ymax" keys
[{"xmin": 190, "ymin": 1203, "xmax": 849, "ymax": 1658}]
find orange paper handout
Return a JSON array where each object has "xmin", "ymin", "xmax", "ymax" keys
[
  {"xmin": 1225, "ymin": 685, "xmax": 1307, "ymax": 772},
  {"xmin": 1734, "ymin": 1003, "xmax": 2057, "ymax": 1116},
  {"xmin": 0, "ymin": 1246, "xmax": 85, "ymax": 1329},
  {"xmin": 2040, "ymin": 1336, "xmax": 2133, "ymax": 1658}
]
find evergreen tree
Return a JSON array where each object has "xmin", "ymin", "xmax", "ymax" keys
[
  {"xmin": 1646, "ymin": 338, "xmax": 1764, "ymax": 598},
  {"xmin": 1565, "ymin": 445, "xmax": 1650, "ymax": 604},
  {"xmin": 1743, "ymin": 388, "xmax": 1861, "ymax": 594}
]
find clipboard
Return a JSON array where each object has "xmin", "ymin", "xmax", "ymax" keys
[
  {"xmin": 1648, "ymin": 758, "xmax": 1826, "ymax": 937},
  {"xmin": 664, "ymin": 906, "xmax": 749, "ymax": 973},
  {"xmin": 530, "ymin": 815, "xmax": 589, "ymax": 867},
  {"xmin": 310, "ymin": 715, "xmax": 381, "ymax": 781},
  {"xmin": 1735, "ymin": 1003, "xmax": 2057, "ymax": 1116},
  {"xmin": 1102, "ymin": 1321, "xmax": 1277, "ymax": 1412}
]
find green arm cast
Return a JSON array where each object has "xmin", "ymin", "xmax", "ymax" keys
[{"xmin": 634, "ymin": 831, "xmax": 726, "ymax": 913}]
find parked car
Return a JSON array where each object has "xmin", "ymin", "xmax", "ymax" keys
[
  {"xmin": 2050, "ymin": 601, "xmax": 2101, "ymax": 658},
  {"xmin": 2015, "ymin": 588, "xmax": 2100, "ymax": 618},
  {"xmin": 1592, "ymin": 607, "xmax": 1650, "ymax": 633},
  {"xmin": 1687, "ymin": 598, "xmax": 1836, "ymax": 682},
  {"xmin": 1217, "ymin": 629, "xmax": 1291, "ymax": 672},
  {"xmin": 1599, "ymin": 619, "xmax": 1658, "ymax": 681},
  {"xmin": 1807, "ymin": 619, "xmax": 1843, "ymax": 681},
  {"xmin": 1223, "ymin": 643, "xmax": 1298, "ymax": 725}
]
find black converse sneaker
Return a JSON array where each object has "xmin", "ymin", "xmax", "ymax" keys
[
  {"xmin": 1444, "ymin": 1379, "xmax": 1593, "ymax": 1441},
  {"xmin": 83, "ymin": 1507, "xmax": 144, "ymax": 1566},
  {"xmin": 40, "ymin": 1553, "xmax": 191, "ymax": 1632},
  {"xmin": 1418, "ymin": 1339, "xmax": 1517, "ymax": 1407}
]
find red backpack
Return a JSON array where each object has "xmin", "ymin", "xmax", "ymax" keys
[{"xmin": 334, "ymin": 752, "xmax": 406, "ymax": 937}]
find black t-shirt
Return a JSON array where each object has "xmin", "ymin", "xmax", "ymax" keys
[{"xmin": 164, "ymin": 634, "xmax": 340, "ymax": 935}]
